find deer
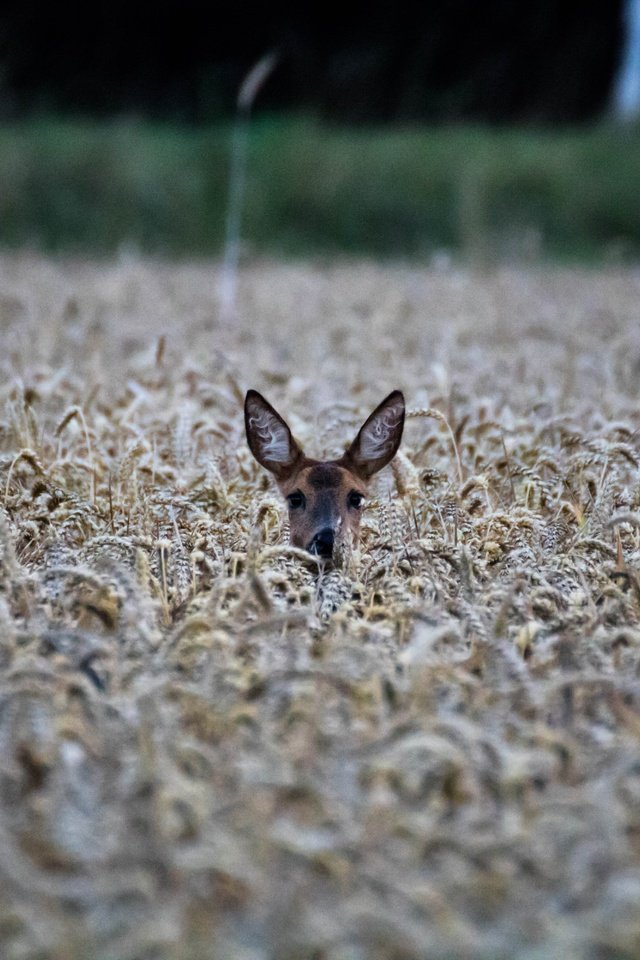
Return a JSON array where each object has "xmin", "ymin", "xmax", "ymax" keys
[{"xmin": 244, "ymin": 389, "xmax": 405, "ymax": 562}]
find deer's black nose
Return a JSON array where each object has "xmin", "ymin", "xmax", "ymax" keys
[{"xmin": 308, "ymin": 527, "xmax": 335, "ymax": 559}]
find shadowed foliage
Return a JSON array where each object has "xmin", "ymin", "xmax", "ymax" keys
[{"xmin": 1, "ymin": 119, "xmax": 640, "ymax": 261}]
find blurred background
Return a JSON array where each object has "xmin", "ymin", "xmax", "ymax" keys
[{"xmin": 0, "ymin": 0, "xmax": 639, "ymax": 262}]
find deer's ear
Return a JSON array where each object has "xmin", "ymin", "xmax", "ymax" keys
[
  {"xmin": 244, "ymin": 390, "xmax": 303, "ymax": 482},
  {"xmin": 344, "ymin": 390, "xmax": 405, "ymax": 480}
]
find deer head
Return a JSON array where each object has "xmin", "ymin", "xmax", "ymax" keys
[{"xmin": 245, "ymin": 389, "xmax": 405, "ymax": 561}]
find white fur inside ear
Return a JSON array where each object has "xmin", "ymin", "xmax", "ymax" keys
[
  {"xmin": 248, "ymin": 407, "xmax": 292, "ymax": 463},
  {"xmin": 359, "ymin": 399, "xmax": 404, "ymax": 460}
]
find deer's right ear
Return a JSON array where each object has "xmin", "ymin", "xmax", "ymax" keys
[
  {"xmin": 244, "ymin": 390, "xmax": 303, "ymax": 482},
  {"xmin": 343, "ymin": 390, "xmax": 405, "ymax": 480}
]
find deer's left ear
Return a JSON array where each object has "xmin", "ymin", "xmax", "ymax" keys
[
  {"xmin": 244, "ymin": 389, "xmax": 303, "ymax": 482},
  {"xmin": 344, "ymin": 390, "xmax": 405, "ymax": 480}
]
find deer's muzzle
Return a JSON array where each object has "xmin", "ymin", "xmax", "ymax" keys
[{"xmin": 308, "ymin": 527, "xmax": 335, "ymax": 559}]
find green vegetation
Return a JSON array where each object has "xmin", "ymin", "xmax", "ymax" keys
[{"xmin": 1, "ymin": 116, "xmax": 640, "ymax": 260}]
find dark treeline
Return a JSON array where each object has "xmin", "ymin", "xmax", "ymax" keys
[{"xmin": 0, "ymin": 1, "xmax": 624, "ymax": 124}]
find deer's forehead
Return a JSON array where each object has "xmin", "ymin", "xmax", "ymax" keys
[
  {"xmin": 286, "ymin": 462, "xmax": 363, "ymax": 494},
  {"xmin": 306, "ymin": 463, "xmax": 344, "ymax": 488}
]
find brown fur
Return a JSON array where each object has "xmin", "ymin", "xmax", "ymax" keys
[
  {"xmin": 278, "ymin": 459, "xmax": 368, "ymax": 550},
  {"xmin": 245, "ymin": 390, "xmax": 405, "ymax": 559}
]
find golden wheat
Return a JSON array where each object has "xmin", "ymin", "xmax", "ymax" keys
[{"xmin": 1, "ymin": 254, "xmax": 640, "ymax": 958}]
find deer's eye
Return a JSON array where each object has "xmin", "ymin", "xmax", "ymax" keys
[
  {"xmin": 287, "ymin": 491, "xmax": 306, "ymax": 510},
  {"xmin": 348, "ymin": 491, "xmax": 365, "ymax": 510}
]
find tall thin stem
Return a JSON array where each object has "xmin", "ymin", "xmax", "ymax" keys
[{"xmin": 219, "ymin": 52, "xmax": 278, "ymax": 323}]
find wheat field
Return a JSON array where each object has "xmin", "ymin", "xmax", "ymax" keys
[{"xmin": 1, "ymin": 254, "xmax": 640, "ymax": 959}]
